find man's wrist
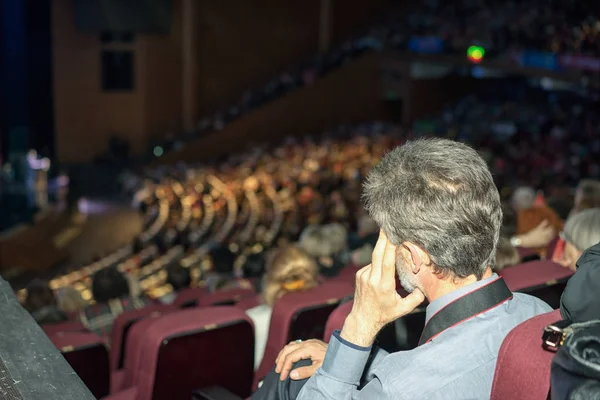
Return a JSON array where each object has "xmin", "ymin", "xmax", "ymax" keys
[{"xmin": 340, "ymin": 312, "xmax": 378, "ymax": 348}]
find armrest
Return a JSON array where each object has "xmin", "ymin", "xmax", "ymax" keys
[{"xmin": 193, "ymin": 386, "xmax": 243, "ymax": 400}]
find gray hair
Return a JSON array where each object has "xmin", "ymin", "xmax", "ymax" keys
[
  {"xmin": 563, "ymin": 208, "xmax": 600, "ymax": 251},
  {"xmin": 512, "ymin": 186, "xmax": 536, "ymax": 210},
  {"xmin": 299, "ymin": 224, "xmax": 347, "ymax": 258},
  {"xmin": 363, "ymin": 138, "xmax": 502, "ymax": 279}
]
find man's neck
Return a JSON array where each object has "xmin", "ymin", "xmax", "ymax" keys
[{"xmin": 425, "ymin": 267, "xmax": 494, "ymax": 303}]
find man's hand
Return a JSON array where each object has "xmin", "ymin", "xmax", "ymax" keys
[
  {"xmin": 275, "ymin": 339, "xmax": 328, "ymax": 381},
  {"xmin": 341, "ymin": 232, "xmax": 425, "ymax": 347},
  {"xmin": 517, "ymin": 220, "xmax": 555, "ymax": 248}
]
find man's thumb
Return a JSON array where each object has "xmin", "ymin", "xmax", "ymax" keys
[{"xmin": 290, "ymin": 365, "xmax": 318, "ymax": 380}]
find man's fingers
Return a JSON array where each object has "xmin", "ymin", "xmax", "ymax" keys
[
  {"xmin": 279, "ymin": 348, "xmax": 313, "ymax": 381},
  {"xmin": 289, "ymin": 364, "xmax": 319, "ymax": 380},
  {"xmin": 370, "ymin": 231, "xmax": 387, "ymax": 277},
  {"xmin": 275, "ymin": 343, "xmax": 300, "ymax": 373},
  {"xmin": 381, "ymin": 236, "xmax": 397, "ymax": 282}
]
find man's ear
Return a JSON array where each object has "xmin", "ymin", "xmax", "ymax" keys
[{"xmin": 403, "ymin": 242, "xmax": 429, "ymax": 274}]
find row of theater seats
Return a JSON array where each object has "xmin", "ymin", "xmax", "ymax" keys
[{"xmin": 41, "ymin": 258, "xmax": 572, "ymax": 400}]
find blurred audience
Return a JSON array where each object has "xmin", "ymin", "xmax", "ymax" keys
[
  {"xmin": 57, "ymin": 287, "xmax": 87, "ymax": 316},
  {"xmin": 246, "ymin": 245, "xmax": 319, "ymax": 370},
  {"xmin": 513, "ymin": 186, "xmax": 563, "ymax": 238},
  {"xmin": 495, "ymin": 238, "xmax": 521, "ymax": 271},
  {"xmin": 24, "ymin": 280, "xmax": 68, "ymax": 325},
  {"xmin": 79, "ymin": 268, "xmax": 151, "ymax": 336},
  {"xmin": 299, "ymin": 223, "xmax": 348, "ymax": 277},
  {"xmin": 160, "ymin": 264, "xmax": 192, "ymax": 304},
  {"xmin": 573, "ymin": 179, "xmax": 600, "ymax": 214}
]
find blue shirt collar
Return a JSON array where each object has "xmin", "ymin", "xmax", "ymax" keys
[{"xmin": 425, "ymin": 273, "xmax": 500, "ymax": 324}]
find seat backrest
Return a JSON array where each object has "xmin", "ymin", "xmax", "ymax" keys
[
  {"xmin": 172, "ymin": 287, "xmax": 208, "ymax": 308},
  {"xmin": 42, "ymin": 320, "xmax": 87, "ymax": 337},
  {"xmin": 323, "ymin": 300, "xmax": 354, "ymax": 342},
  {"xmin": 50, "ymin": 332, "xmax": 110, "ymax": 399},
  {"xmin": 110, "ymin": 303, "xmax": 176, "ymax": 372},
  {"xmin": 130, "ymin": 307, "xmax": 255, "ymax": 400},
  {"xmin": 500, "ymin": 260, "xmax": 573, "ymax": 308},
  {"xmin": 255, "ymin": 282, "xmax": 354, "ymax": 385},
  {"xmin": 491, "ymin": 309, "xmax": 562, "ymax": 400},
  {"xmin": 197, "ymin": 288, "xmax": 255, "ymax": 307},
  {"xmin": 235, "ymin": 294, "xmax": 261, "ymax": 311}
]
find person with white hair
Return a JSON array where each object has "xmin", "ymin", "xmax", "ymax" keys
[
  {"xmin": 511, "ymin": 186, "xmax": 562, "ymax": 252},
  {"xmin": 555, "ymin": 208, "xmax": 600, "ymax": 272}
]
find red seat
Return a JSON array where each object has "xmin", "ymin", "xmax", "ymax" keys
[
  {"xmin": 110, "ymin": 304, "xmax": 176, "ymax": 374},
  {"xmin": 42, "ymin": 320, "xmax": 88, "ymax": 337},
  {"xmin": 323, "ymin": 300, "xmax": 353, "ymax": 342},
  {"xmin": 50, "ymin": 331, "xmax": 110, "ymax": 399},
  {"xmin": 235, "ymin": 294, "xmax": 261, "ymax": 311},
  {"xmin": 111, "ymin": 307, "xmax": 255, "ymax": 400},
  {"xmin": 197, "ymin": 288, "xmax": 255, "ymax": 307},
  {"xmin": 172, "ymin": 287, "xmax": 208, "ymax": 308},
  {"xmin": 499, "ymin": 260, "xmax": 573, "ymax": 308},
  {"xmin": 255, "ymin": 282, "xmax": 354, "ymax": 387},
  {"xmin": 491, "ymin": 309, "xmax": 562, "ymax": 400}
]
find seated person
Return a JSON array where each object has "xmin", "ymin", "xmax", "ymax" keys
[
  {"xmin": 299, "ymin": 223, "xmax": 347, "ymax": 277},
  {"xmin": 511, "ymin": 186, "xmax": 562, "ymax": 253},
  {"xmin": 348, "ymin": 214, "xmax": 379, "ymax": 267},
  {"xmin": 242, "ymin": 251, "xmax": 267, "ymax": 292},
  {"xmin": 246, "ymin": 245, "xmax": 319, "ymax": 370},
  {"xmin": 272, "ymin": 139, "xmax": 551, "ymax": 399},
  {"xmin": 554, "ymin": 208, "xmax": 600, "ymax": 272},
  {"xmin": 160, "ymin": 264, "xmax": 192, "ymax": 304},
  {"xmin": 79, "ymin": 268, "xmax": 151, "ymax": 336},
  {"xmin": 24, "ymin": 280, "xmax": 68, "ymax": 325},
  {"xmin": 57, "ymin": 286, "xmax": 87, "ymax": 317}
]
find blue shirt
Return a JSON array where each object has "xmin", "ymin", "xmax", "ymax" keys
[{"xmin": 298, "ymin": 274, "xmax": 552, "ymax": 400}]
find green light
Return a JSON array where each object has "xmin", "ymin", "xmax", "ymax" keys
[
  {"xmin": 153, "ymin": 146, "xmax": 164, "ymax": 157},
  {"xmin": 467, "ymin": 45, "xmax": 485, "ymax": 63}
]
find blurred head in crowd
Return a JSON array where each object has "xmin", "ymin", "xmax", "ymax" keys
[
  {"xmin": 495, "ymin": 238, "xmax": 521, "ymax": 271},
  {"xmin": 24, "ymin": 280, "xmax": 67, "ymax": 325},
  {"xmin": 511, "ymin": 187, "xmax": 536, "ymax": 211},
  {"xmin": 262, "ymin": 246, "xmax": 319, "ymax": 307},
  {"xmin": 558, "ymin": 208, "xmax": 600, "ymax": 272},
  {"xmin": 574, "ymin": 179, "xmax": 600, "ymax": 214},
  {"xmin": 24, "ymin": 279, "xmax": 57, "ymax": 312},
  {"xmin": 357, "ymin": 214, "xmax": 378, "ymax": 237},
  {"xmin": 167, "ymin": 264, "xmax": 192, "ymax": 292},
  {"xmin": 243, "ymin": 251, "xmax": 267, "ymax": 279},
  {"xmin": 92, "ymin": 268, "xmax": 130, "ymax": 303},
  {"xmin": 57, "ymin": 287, "xmax": 87, "ymax": 314},
  {"xmin": 546, "ymin": 196, "xmax": 573, "ymax": 221},
  {"xmin": 363, "ymin": 138, "xmax": 502, "ymax": 294},
  {"xmin": 299, "ymin": 223, "xmax": 347, "ymax": 258},
  {"xmin": 210, "ymin": 246, "xmax": 237, "ymax": 275}
]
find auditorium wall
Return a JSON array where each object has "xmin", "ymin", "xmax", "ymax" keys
[
  {"xmin": 52, "ymin": 0, "xmax": 400, "ymax": 163},
  {"xmin": 158, "ymin": 52, "xmax": 391, "ymax": 164},
  {"xmin": 52, "ymin": 0, "xmax": 183, "ymax": 163}
]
